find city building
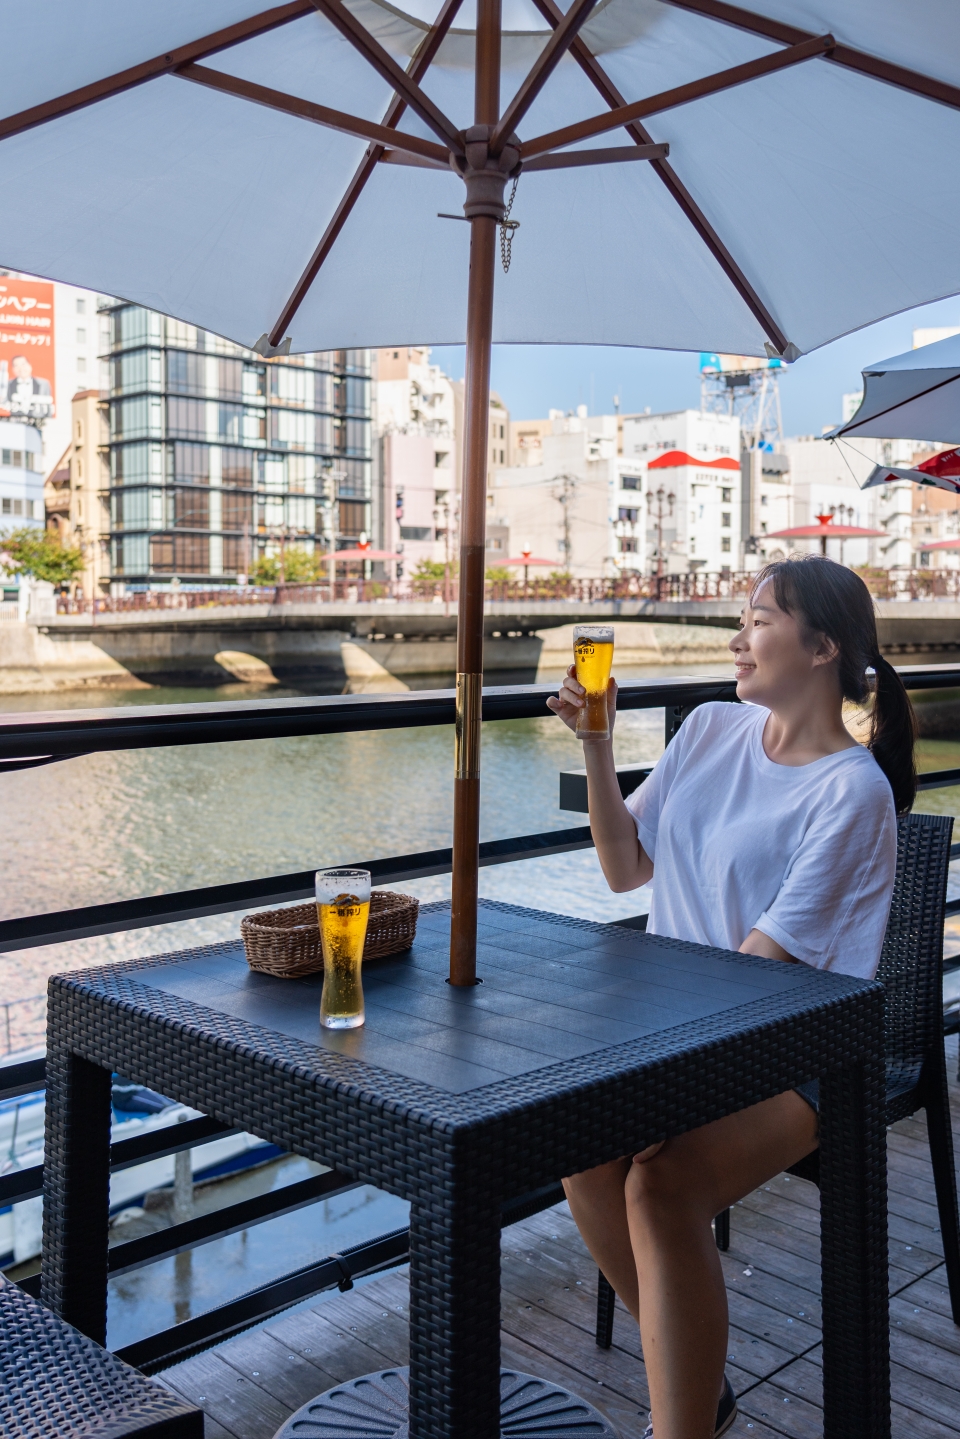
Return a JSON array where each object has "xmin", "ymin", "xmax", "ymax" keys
[
  {"xmin": 0, "ymin": 420, "xmax": 44, "ymax": 530},
  {"xmin": 621, "ymin": 410, "xmax": 742, "ymax": 574},
  {"xmin": 490, "ymin": 408, "xmax": 643, "ymax": 577},
  {"xmin": 44, "ymin": 390, "xmax": 111, "ymax": 597},
  {"xmin": 374, "ymin": 347, "xmax": 459, "ymax": 580},
  {"xmin": 103, "ymin": 302, "xmax": 371, "ymax": 586}
]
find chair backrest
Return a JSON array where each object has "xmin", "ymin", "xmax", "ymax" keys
[{"xmin": 877, "ymin": 810, "xmax": 953, "ymax": 1082}]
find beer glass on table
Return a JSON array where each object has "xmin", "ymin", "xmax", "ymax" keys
[
  {"xmin": 316, "ymin": 868, "xmax": 371, "ymax": 1029},
  {"xmin": 572, "ymin": 625, "xmax": 615, "ymax": 741}
]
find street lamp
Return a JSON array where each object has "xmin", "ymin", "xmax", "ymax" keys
[{"xmin": 650, "ymin": 486, "xmax": 675, "ymax": 579}]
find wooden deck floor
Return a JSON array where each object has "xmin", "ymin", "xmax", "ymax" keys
[{"xmin": 160, "ymin": 1036, "xmax": 960, "ymax": 1439}]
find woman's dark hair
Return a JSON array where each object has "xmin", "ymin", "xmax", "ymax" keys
[{"xmin": 751, "ymin": 555, "xmax": 917, "ymax": 812}]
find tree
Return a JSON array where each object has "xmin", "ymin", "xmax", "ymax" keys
[
  {"xmin": 410, "ymin": 559, "xmax": 447, "ymax": 597},
  {"xmin": 484, "ymin": 565, "xmax": 510, "ymax": 584},
  {"xmin": 249, "ymin": 546, "xmax": 320, "ymax": 586},
  {"xmin": 0, "ymin": 526, "xmax": 84, "ymax": 586}
]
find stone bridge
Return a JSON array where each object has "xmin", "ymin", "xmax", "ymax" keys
[{"xmin": 1, "ymin": 598, "xmax": 957, "ymax": 690}]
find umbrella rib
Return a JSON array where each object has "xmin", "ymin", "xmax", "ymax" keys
[
  {"xmin": 265, "ymin": 0, "xmax": 465, "ymax": 349},
  {"xmin": 177, "ymin": 65, "xmax": 449, "ymax": 164},
  {"xmin": 522, "ymin": 33, "xmax": 834, "ymax": 157},
  {"xmin": 659, "ymin": 0, "xmax": 960, "ymax": 113},
  {"xmin": 0, "ymin": 1, "xmax": 316, "ymax": 143},
  {"xmin": 490, "ymin": 0, "xmax": 600, "ymax": 155},
  {"xmin": 523, "ymin": 143, "xmax": 668, "ymax": 170},
  {"xmin": 528, "ymin": 0, "xmax": 789, "ymax": 356},
  {"xmin": 308, "ymin": 0, "xmax": 463, "ymax": 154}
]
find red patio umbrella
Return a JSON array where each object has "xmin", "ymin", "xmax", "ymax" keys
[
  {"xmin": 765, "ymin": 513, "xmax": 886, "ymax": 556},
  {"xmin": 915, "ymin": 538, "xmax": 960, "ymax": 551},
  {"xmin": 334, "ymin": 548, "xmax": 401, "ymax": 560},
  {"xmin": 500, "ymin": 549, "xmax": 556, "ymax": 589}
]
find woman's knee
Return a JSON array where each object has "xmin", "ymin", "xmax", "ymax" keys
[
  {"xmin": 562, "ymin": 1156, "xmax": 630, "ymax": 1200},
  {"xmin": 625, "ymin": 1139, "xmax": 708, "ymax": 1223}
]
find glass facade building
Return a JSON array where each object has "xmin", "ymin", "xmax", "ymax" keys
[{"xmin": 103, "ymin": 303, "xmax": 371, "ymax": 584}]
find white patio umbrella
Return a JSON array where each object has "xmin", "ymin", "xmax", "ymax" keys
[{"xmin": 5, "ymin": 0, "xmax": 960, "ymax": 983}]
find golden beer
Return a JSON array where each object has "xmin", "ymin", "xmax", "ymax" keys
[
  {"xmin": 573, "ymin": 625, "xmax": 615, "ymax": 740},
  {"xmin": 316, "ymin": 868, "xmax": 371, "ymax": 1030}
]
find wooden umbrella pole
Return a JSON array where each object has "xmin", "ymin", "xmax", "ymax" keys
[{"xmin": 449, "ymin": 0, "xmax": 502, "ymax": 986}]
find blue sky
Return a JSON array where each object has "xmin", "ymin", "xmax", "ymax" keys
[{"xmin": 431, "ymin": 295, "xmax": 960, "ymax": 439}]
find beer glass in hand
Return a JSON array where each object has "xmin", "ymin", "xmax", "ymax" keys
[
  {"xmin": 316, "ymin": 868, "xmax": 371, "ymax": 1029},
  {"xmin": 572, "ymin": 625, "xmax": 615, "ymax": 740}
]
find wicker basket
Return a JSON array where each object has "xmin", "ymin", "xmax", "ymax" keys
[{"xmin": 241, "ymin": 890, "xmax": 419, "ymax": 980}]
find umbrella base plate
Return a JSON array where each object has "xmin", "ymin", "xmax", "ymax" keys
[{"xmin": 271, "ymin": 1366, "xmax": 620, "ymax": 1437}]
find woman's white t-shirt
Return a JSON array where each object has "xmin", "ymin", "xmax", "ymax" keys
[{"xmin": 624, "ymin": 702, "xmax": 897, "ymax": 980}]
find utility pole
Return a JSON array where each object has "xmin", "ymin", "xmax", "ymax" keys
[
  {"xmin": 552, "ymin": 473, "xmax": 577, "ymax": 571},
  {"xmin": 650, "ymin": 485, "xmax": 675, "ymax": 578}
]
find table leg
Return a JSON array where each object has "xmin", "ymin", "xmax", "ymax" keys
[
  {"xmin": 818, "ymin": 1054, "xmax": 890, "ymax": 1439},
  {"xmin": 408, "ymin": 1191, "xmax": 501, "ymax": 1438},
  {"xmin": 41, "ymin": 1045, "xmax": 112, "ymax": 1344}
]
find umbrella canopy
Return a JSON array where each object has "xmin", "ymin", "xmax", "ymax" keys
[
  {"xmin": 916, "ymin": 537, "xmax": 960, "ymax": 551},
  {"xmin": 333, "ymin": 547, "xmax": 401, "ymax": 559},
  {"xmin": 7, "ymin": 0, "xmax": 960, "ymax": 985},
  {"xmin": 860, "ymin": 444, "xmax": 960, "ymax": 498},
  {"xmin": 3, "ymin": 2, "xmax": 960, "ymax": 358},
  {"xmin": 828, "ymin": 332, "xmax": 960, "ymax": 444},
  {"xmin": 766, "ymin": 523, "xmax": 886, "ymax": 539},
  {"xmin": 500, "ymin": 554, "xmax": 555, "ymax": 565},
  {"xmin": 766, "ymin": 513, "xmax": 885, "ymax": 557}
]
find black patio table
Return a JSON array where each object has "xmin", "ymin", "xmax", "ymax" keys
[{"xmin": 42, "ymin": 900, "xmax": 889, "ymax": 1439}]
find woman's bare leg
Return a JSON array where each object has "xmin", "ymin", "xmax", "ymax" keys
[
  {"xmin": 562, "ymin": 1157, "xmax": 639, "ymax": 1321},
  {"xmin": 626, "ymin": 1090, "xmax": 818, "ymax": 1439}
]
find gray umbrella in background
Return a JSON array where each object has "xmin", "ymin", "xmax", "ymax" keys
[{"xmin": 828, "ymin": 332, "xmax": 960, "ymax": 494}]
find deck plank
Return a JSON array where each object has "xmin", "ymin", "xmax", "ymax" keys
[{"xmin": 158, "ymin": 1039, "xmax": 960, "ymax": 1439}]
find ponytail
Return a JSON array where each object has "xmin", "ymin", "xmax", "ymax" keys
[
  {"xmin": 752, "ymin": 556, "xmax": 917, "ymax": 813},
  {"xmin": 869, "ymin": 651, "xmax": 917, "ymax": 814}
]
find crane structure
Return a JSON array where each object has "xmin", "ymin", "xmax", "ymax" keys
[{"xmin": 699, "ymin": 352, "xmax": 786, "ymax": 449}]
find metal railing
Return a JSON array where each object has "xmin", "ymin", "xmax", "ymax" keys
[{"xmin": 2, "ymin": 662, "xmax": 959, "ymax": 1370}]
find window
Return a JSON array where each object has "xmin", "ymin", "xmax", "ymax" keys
[
  {"xmin": 721, "ymin": 488, "xmax": 732, "ymax": 502},
  {"xmin": 173, "ymin": 442, "xmax": 210, "ymax": 484},
  {"xmin": 721, "ymin": 512, "xmax": 731, "ymax": 528},
  {"xmin": 618, "ymin": 537, "xmax": 638, "ymax": 553},
  {"xmin": 761, "ymin": 494, "xmax": 768, "ymax": 506},
  {"xmin": 12, "ymin": 499, "xmax": 22, "ymax": 515},
  {"xmin": 77, "ymin": 356, "xmax": 86, "ymax": 373},
  {"xmin": 499, "ymin": 425, "xmax": 504, "ymax": 439},
  {"xmin": 221, "ymin": 447, "xmax": 254, "ymax": 487},
  {"xmin": 173, "ymin": 488, "xmax": 210, "ymax": 529},
  {"xmin": 76, "ymin": 327, "xmax": 87, "ymax": 344},
  {"xmin": 340, "ymin": 500, "xmax": 368, "ymax": 536},
  {"xmin": 721, "ymin": 537, "xmax": 731, "ymax": 552},
  {"xmin": 399, "ymin": 525, "xmax": 431, "ymax": 541},
  {"xmin": 621, "ymin": 475, "xmax": 641, "ymax": 491},
  {"xmin": 222, "ymin": 490, "xmax": 253, "ymax": 531},
  {"xmin": 1, "ymin": 498, "xmax": 8, "ymax": 513},
  {"xmin": 76, "ymin": 298, "xmax": 86, "ymax": 315},
  {"xmin": 618, "ymin": 507, "xmax": 639, "ymax": 522},
  {"xmin": 167, "ymin": 396, "xmax": 207, "ymax": 440}
]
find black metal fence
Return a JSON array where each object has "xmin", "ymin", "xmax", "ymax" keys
[{"xmin": 2, "ymin": 663, "xmax": 959, "ymax": 1370}]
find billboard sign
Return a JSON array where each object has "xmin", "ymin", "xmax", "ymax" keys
[
  {"xmin": 0, "ymin": 277, "xmax": 55, "ymax": 427},
  {"xmin": 699, "ymin": 352, "xmax": 783, "ymax": 374}
]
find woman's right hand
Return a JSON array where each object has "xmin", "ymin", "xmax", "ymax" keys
[{"xmin": 546, "ymin": 664, "xmax": 617, "ymax": 740}]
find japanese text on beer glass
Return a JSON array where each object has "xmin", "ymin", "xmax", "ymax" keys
[
  {"xmin": 572, "ymin": 625, "xmax": 614, "ymax": 741},
  {"xmin": 316, "ymin": 868, "xmax": 371, "ymax": 1030}
]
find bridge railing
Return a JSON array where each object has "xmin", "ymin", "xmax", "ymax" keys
[{"xmin": 2, "ymin": 663, "xmax": 959, "ymax": 1369}]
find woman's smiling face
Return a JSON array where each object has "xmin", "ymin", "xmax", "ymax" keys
[{"xmin": 729, "ymin": 579, "xmax": 835, "ymax": 705}]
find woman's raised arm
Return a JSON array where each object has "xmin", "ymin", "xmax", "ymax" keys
[{"xmin": 547, "ymin": 668, "xmax": 653, "ymax": 893}]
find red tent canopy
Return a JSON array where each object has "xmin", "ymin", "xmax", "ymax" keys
[{"xmin": 500, "ymin": 554, "xmax": 556, "ymax": 566}]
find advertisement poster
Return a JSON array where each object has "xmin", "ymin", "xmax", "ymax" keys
[{"xmin": 0, "ymin": 277, "xmax": 55, "ymax": 426}]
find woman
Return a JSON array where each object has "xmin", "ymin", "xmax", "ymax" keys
[{"xmin": 546, "ymin": 556, "xmax": 915, "ymax": 1439}]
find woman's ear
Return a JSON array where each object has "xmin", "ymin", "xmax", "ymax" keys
[{"xmin": 811, "ymin": 633, "xmax": 840, "ymax": 667}]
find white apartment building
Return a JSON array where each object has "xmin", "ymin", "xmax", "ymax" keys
[
  {"xmin": 621, "ymin": 410, "xmax": 742, "ymax": 574},
  {"xmin": 0, "ymin": 420, "xmax": 44, "ymax": 530},
  {"xmin": 375, "ymin": 346, "xmax": 461, "ymax": 578},
  {"xmin": 490, "ymin": 408, "xmax": 644, "ymax": 577}
]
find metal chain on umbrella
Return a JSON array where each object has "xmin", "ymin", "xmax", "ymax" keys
[{"xmin": 500, "ymin": 175, "xmax": 520, "ymax": 273}]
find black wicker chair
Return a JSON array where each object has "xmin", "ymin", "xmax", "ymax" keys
[
  {"xmin": 0, "ymin": 1273, "xmax": 202, "ymax": 1438},
  {"xmin": 595, "ymin": 810, "xmax": 960, "ymax": 1347}
]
